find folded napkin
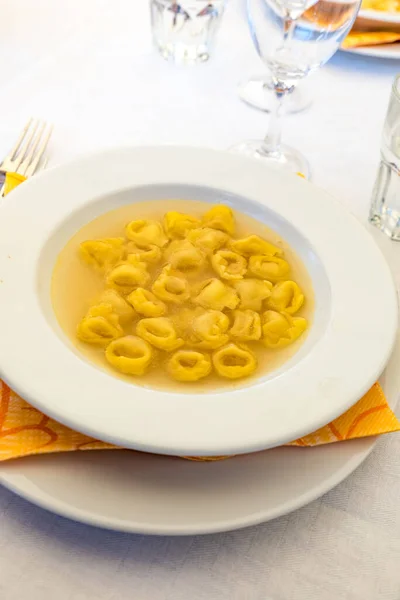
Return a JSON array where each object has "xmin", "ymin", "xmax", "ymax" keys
[
  {"xmin": 0, "ymin": 174, "xmax": 399, "ymax": 462},
  {"xmin": 0, "ymin": 381, "xmax": 399, "ymax": 461},
  {"xmin": 2, "ymin": 172, "xmax": 26, "ymax": 196}
]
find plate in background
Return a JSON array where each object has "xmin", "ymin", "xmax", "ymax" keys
[
  {"xmin": 342, "ymin": 8, "xmax": 400, "ymax": 59},
  {"xmin": 342, "ymin": 43, "xmax": 400, "ymax": 59},
  {"xmin": 357, "ymin": 8, "xmax": 400, "ymax": 26},
  {"xmin": 0, "ymin": 324, "xmax": 398, "ymax": 535}
]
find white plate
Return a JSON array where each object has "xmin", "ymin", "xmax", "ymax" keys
[
  {"xmin": 343, "ymin": 43, "xmax": 400, "ymax": 59},
  {"xmin": 342, "ymin": 9, "xmax": 400, "ymax": 60},
  {"xmin": 0, "ymin": 325, "xmax": 398, "ymax": 536},
  {"xmin": 358, "ymin": 8, "xmax": 400, "ymax": 25},
  {"xmin": 0, "ymin": 147, "xmax": 397, "ymax": 457}
]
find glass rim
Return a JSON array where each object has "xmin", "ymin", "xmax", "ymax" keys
[{"xmin": 392, "ymin": 74, "xmax": 400, "ymax": 102}]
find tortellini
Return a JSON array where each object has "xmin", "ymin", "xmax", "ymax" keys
[
  {"xmin": 211, "ymin": 250, "xmax": 247, "ymax": 281},
  {"xmin": 74, "ymin": 203, "xmax": 310, "ymax": 386},
  {"xmin": 127, "ymin": 288, "xmax": 167, "ymax": 317},
  {"xmin": 267, "ymin": 281, "xmax": 304, "ymax": 315},
  {"xmin": 230, "ymin": 310, "xmax": 261, "ymax": 341},
  {"xmin": 152, "ymin": 265, "xmax": 190, "ymax": 304},
  {"xmin": 193, "ymin": 279, "xmax": 239, "ymax": 311},
  {"xmin": 190, "ymin": 310, "xmax": 230, "ymax": 349},
  {"xmin": 202, "ymin": 205, "xmax": 235, "ymax": 235},
  {"xmin": 232, "ymin": 279, "xmax": 273, "ymax": 311},
  {"xmin": 125, "ymin": 242, "xmax": 162, "ymax": 265},
  {"xmin": 230, "ymin": 235, "xmax": 282, "ymax": 257},
  {"xmin": 262, "ymin": 311, "xmax": 307, "ymax": 349},
  {"xmin": 125, "ymin": 219, "xmax": 168, "ymax": 248},
  {"xmin": 212, "ymin": 343, "xmax": 257, "ymax": 379},
  {"xmin": 136, "ymin": 317, "xmax": 184, "ymax": 351},
  {"xmin": 106, "ymin": 257, "xmax": 150, "ymax": 295},
  {"xmin": 187, "ymin": 227, "xmax": 229, "ymax": 256},
  {"xmin": 165, "ymin": 240, "xmax": 206, "ymax": 275},
  {"xmin": 98, "ymin": 289, "xmax": 136, "ymax": 324},
  {"xmin": 105, "ymin": 336, "xmax": 152, "ymax": 375},
  {"xmin": 80, "ymin": 238, "xmax": 124, "ymax": 272},
  {"xmin": 248, "ymin": 255, "xmax": 290, "ymax": 282},
  {"xmin": 77, "ymin": 304, "xmax": 123, "ymax": 346},
  {"xmin": 164, "ymin": 212, "xmax": 201, "ymax": 239},
  {"xmin": 168, "ymin": 350, "xmax": 212, "ymax": 382}
]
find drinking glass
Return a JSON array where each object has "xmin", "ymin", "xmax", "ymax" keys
[
  {"xmin": 150, "ymin": 0, "xmax": 226, "ymax": 65},
  {"xmin": 370, "ymin": 74, "xmax": 400, "ymax": 241},
  {"xmin": 238, "ymin": 76, "xmax": 312, "ymax": 114},
  {"xmin": 231, "ymin": 0, "xmax": 361, "ymax": 178}
]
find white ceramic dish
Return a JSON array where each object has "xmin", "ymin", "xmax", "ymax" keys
[
  {"xmin": 342, "ymin": 44, "xmax": 400, "ymax": 59},
  {"xmin": 342, "ymin": 10, "xmax": 400, "ymax": 60},
  {"xmin": 358, "ymin": 8, "xmax": 400, "ymax": 26},
  {"xmin": 0, "ymin": 147, "xmax": 397, "ymax": 457},
  {"xmin": 0, "ymin": 326, "xmax": 398, "ymax": 536}
]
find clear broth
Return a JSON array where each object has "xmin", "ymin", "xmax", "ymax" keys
[{"xmin": 51, "ymin": 200, "xmax": 314, "ymax": 392}]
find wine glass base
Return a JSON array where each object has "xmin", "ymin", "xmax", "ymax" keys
[
  {"xmin": 230, "ymin": 140, "xmax": 311, "ymax": 180},
  {"xmin": 238, "ymin": 77, "xmax": 312, "ymax": 115}
]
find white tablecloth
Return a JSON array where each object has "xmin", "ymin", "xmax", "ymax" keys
[{"xmin": 1, "ymin": 1, "xmax": 399, "ymax": 599}]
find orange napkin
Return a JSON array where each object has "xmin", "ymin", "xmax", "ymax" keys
[
  {"xmin": 1, "ymin": 173, "xmax": 399, "ymax": 463},
  {"xmin": 0, "ymin": 381, "xmax": 399, "ymax": 461},
  {"xmin": 1, "ymin": 172, "xmax": 27, "ymax": 196}
]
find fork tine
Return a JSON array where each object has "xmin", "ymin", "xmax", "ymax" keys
[
  {"xmin": 18, "ymin": 121, "xmax": 46, "ymax": 176},
  {"xmin": 24, "ymin": 124, "xmax": 53, "ymax": 178},
  {"xmin": 12, "ymin": 119, "xmax": 40, "ymax": 172},
  {"xmin": 7, "ymin": 118, "xmax": 33, "ymax": 161}
]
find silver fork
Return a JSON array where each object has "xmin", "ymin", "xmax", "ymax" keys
[{"xmin": 0, "ymin": 118, "xmax": 52, "ymax": 179}]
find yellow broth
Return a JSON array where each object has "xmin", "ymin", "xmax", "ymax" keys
[{"xmin": 51, "ymin": 200, "xmax": 314, "ymax": 392}]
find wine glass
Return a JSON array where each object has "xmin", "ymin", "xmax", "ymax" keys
[
  {"xmin": 238, "ymin": 76, "xmax": 312, "ymax": 114},
  {"xmin": 231, "ymin": 0, "xmax": 361, "ymax": 178}
]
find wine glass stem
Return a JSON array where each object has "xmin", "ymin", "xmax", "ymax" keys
[
  {"xmin": 262, "ymin": 87, "xmax": 287, "ymax": 156},
  {"xmin": 261, "ymin": 14, "xmax": 296, "ymax": 157}
]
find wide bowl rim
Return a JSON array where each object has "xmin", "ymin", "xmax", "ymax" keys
[{"xmin": 0, "ymin": 145, "xmax": 397, "ymax": 456}]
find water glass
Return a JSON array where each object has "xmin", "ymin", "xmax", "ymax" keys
[
  {"xmin": 231, "ymin": 0, "xmax": 361, "ymax": 178},
  {"xmin": 370, "ymin": 74, "xmax": 400, "ymax": 241},
  {"xmin": 150, "ymin": 0, "xmax": 226, "ymax": 65}
]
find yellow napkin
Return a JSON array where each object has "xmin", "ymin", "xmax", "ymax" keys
[
  {"xmin": 2, "ymin": 172, "xmax": 27, "ymax": 196},
  {"xmin": 1, "ymin": 173, "xmax": 399, "ymax": 463},
  {"xmin": 0, "ymin": 381, "xmax": 399, "ymax": 461}
]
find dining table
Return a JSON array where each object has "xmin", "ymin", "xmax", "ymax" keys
[{"xmin": 0, "ymin": 0, "xmax": 400, "ymax": 599}]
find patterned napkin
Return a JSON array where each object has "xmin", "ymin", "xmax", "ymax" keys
[
  {"xmin": 1, "ymin": 380, "xmax": 399, "ymax": 462},
  {"xmin": 0, "ymin": 174, "xmax": 399, "ymax": 462}
]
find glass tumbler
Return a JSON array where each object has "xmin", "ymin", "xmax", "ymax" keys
[
  {"xmin": 370, "ymin": 75, "xmax": 400, "ymax": 241},
  {"xmin": 150, "ymin": 0, "xmax": 226, "ymax": 65}
]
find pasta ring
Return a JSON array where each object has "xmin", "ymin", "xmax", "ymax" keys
[
  {"xmin": 230, "ymin": 310, "xmax": 262, "ymax": 341},
  {"xmin": 152, "ymin": 265, "xmax": 190, "ymax": 304},
  {"xmin": 168, "ymin": 350, "xmax": 212, "ymax": 382},
  {"xmin": 248, "ymin": 255, "xmax": 290, "ymax": 282},
  {"xmin": 127, "ymin": 288, "xmax": 167, "ymax": 317},
  {"xmin": 212, "ymin": 343, "xmax": 257, "ymax": 379},
  {"xmin": 211, "ymin": 250, "xmax": 247, "ymax": 281},
  {"xmin": 125, "ymin": 219, "xmax": 168, "ymax": 248},
  {"xmin": 105, "ymin": 336, "xmax": 152, "ymax": 375},
  {"xmin": 262, "ymin": 310, "xmax": 307, "ymax": 349},
  {"xmin": 267, "ymin": 281, "xmax": 304, "ymax": 315},
  {"xmin": 136, "ymin": 317, "xmax": 184, "ymax": 351},
  {"xmin": 77, "ymin": 304, "xmax": 123, "ymax": 346}
]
